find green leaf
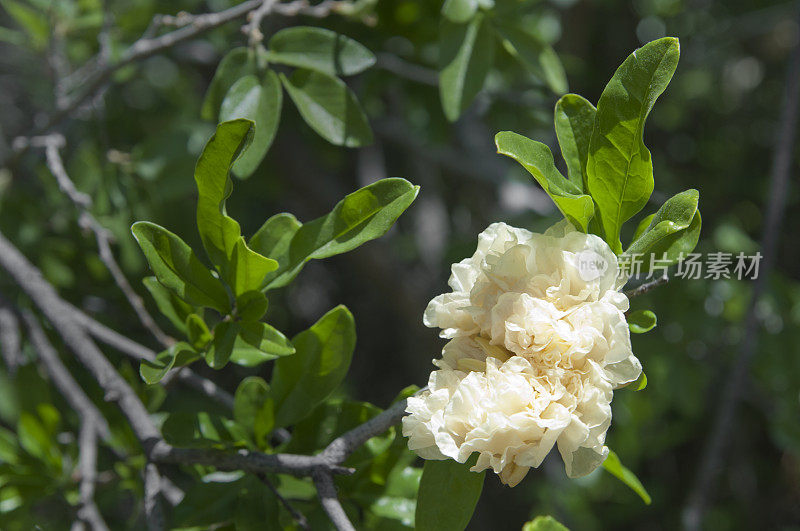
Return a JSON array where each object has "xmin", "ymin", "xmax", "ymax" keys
[
  {"xmin": 139, "ymin": 342, "xmax": 198, "ymax": 384},
  {"xmin": 280, "ymin": 69, "xmax": 373, "ymax": 147},
  {"xmin": 586, "ymin": 37, "xmax": 680, "ymax": 253},
  {"xmin": 522, "ymin": 515, "xmax": 570, "ymax": 531},
  {"xmin": 267, "ymin": 26, "xmax": 376, "ymax": 76},
  {"xmin": 632, "ymin": 213, "xmax": 656, "ymax": 243},
  {"xmin": 236, "ymin": 291, "xmax": 269, "ymax": 322},
  {"xmin": 259, "ymin": 179, "xmax": 419, "ymax": 290},
  {"xmin": 602, "ymin": 449, "xmax": 651, "ymax": 505},
  {"xmin": 173, "ymin": 478, "xmax": 244, "ymax": 526},
  {"xmin": 632, "ymin": 371, "xmax": 647, "ymax": 391},
  {"xmin": 233, "ymin": 376, "xmax": 275, "ymax": 446},
  {"xmin": 201, "ymin": 47, "xmax": 258, "ymax": 121},
  {"xmin": 230, "ymin": 237, "xmax": 279, "ymax": 296},
  {"xmin": 495, "ymin": 131, "xmax": 594, "ymax": 232},
  {"xmin": 416, "ymin": 458, "xmax": 485, "ymax": 531},
  {"xmin": 270, "ymin": 306, "xmax": 356, "ymax": 428},
  {"xmin": 628, "ymin": 310, "xmax": 657, "ymax": 334},
  {"xmin": 496, "ymin": 23, "xmax": 567, "ymax": 95},
  {"xmin": 206, "ymin": 321, "xmax": 241, "ymax": 369},
  {"xmin": 219, "ymin": 71, "xmax": 283, "ymax": 179},
  {"xmin": 624, "ymin": 189, "xmax": 701, "ymax": 267},
  {"xmin": 186, "ymin": 314, "xmax": 212, "ymax": 349},
  {"xmin": 194, "ymin": 119, "xmax": 253, "ymax": 269},
  {"xmin": 131, "ymin": 222, "xmax": 230, "ymax": 313},
  {"xmin": 555, "ymin": 94, "xmax": 597, "ymax": 190},
  {"xmin": 248, "ymin": 212, "xmax": 302, "ymax": 261},
  {"xmin": 0, "ymin": 0, "xmax": 48, "ymax": 49},
  {"xmin": 239, "ymin": 321, "xmax": 295, "ymax": 359},
  {"xmin": 235, "ymin": 477, "xmax": 280, "ymax": 530},
  {"xmin": 441, "ymin": 0, "xmax": 478, "ymax": 23},
  {"xmin": 142, "ymin": 276, "xmax": 194, "ymax": 333},
  {"xmin": 439, "ymin": 14, "xmax": 495, "ymax": 121}
]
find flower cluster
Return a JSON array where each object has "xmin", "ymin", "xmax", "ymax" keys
[{"xmin": 402, "ymin": 220, "xmax": 642, "ymax": 486}]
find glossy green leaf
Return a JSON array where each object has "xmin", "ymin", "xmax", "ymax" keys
[
  {"xmin": 248, "ymin": 212, "xmax": 302, "ymax": 261},
  {"xmin": 628, "ymin": 309, "xmax": 657, "ymax": 333},
  {"xmin": 522, "ymin": 515, "xmax": 569, "ymax": 531},
  {"xmin": 219, "ymin": 71, "xmax": 283, "ymax": 178},
  {"xmin": 624, "ymin": 189, "xmax": 701, "ymax": 266},
  {"xmin": 586, "ymin": 37, "xmax": 680, "ymax": 253},
  {"xmin": 259, "ymin": 178, "xmax": 419, "ymax": 290},
  {"xmin": 497, "ymin": 24, "xmax": 567, "ymax": 95},
  {"xmin": 239, "ymin": 321, "xmax": 295, "ymax": 359},
  {"xmin": 139, "ymin": 342, "xmax": 198, "ymax": 384},
  {"xmin": 163, "ymin": 412, "xmax": 247, "ymax": 450},
  {"xmin": 555, "ymin": 94, "xmax": 597, "ymax": 190},
  {"xmin": 632, "ymin": 213, "xmax": 656, "ymax": 243},
  {"xmin": 233, "ymin": 376, "xmax": 275, "ymax": 446},
  {"xmin": 230, "ymin": 237, "xmax": 278, "ymax": 296},
  {"xmin": 280, "ymin": 69, "xmax": 373, "ymax": 147},
  {"xmin": 131, "ymin": 222, "xmax": 230, "ymax": 313},
  {"xmin": 602, "ymin": 449, "xmax": 652, "ymax": 504},
  {"xmin": 439, "ymin": 15, "xmax": 494, "ymax": 121},
  {"xmin": 235, "ymin": 291, "xmax": 269, "ymax": 322},
  {"xmin": 441, "ymin": 0, "xmax": 478, "ymax": 23},
  {"xmin": 185, "ymin": 314, "xmax": 212, "ymax": 349},
  {"xmin": 495, "ymin": 131, "xmax": 594, "ymax": 232},
  {"xmin": 205, "ymin": 321, "xmax": 241, "ymax": 369},
  {"xmin": 632, "ymin": 371, "xmax": 648, "ymax": 391},
  {"xmin": 201, "ymin": 47, "xmax": 258, "ymax": 120},
  {"xmin": 267, "ymin": 26, "xmax": 376, "ymax": 76},
  {"xmin": 142, "ymin": 276, "xmax": 194, "ymax": 333},
  {"xmin": 416, "ymin": 458, "xmax": 485, "ymax": 531},
  {"xmin": 270, "ymin": 305, "xmax": 356, "ymax": 428}
]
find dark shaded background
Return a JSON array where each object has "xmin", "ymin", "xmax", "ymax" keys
[{"xmin": 1, "ymin": 0, "xmax": 799, "ymax": 529}]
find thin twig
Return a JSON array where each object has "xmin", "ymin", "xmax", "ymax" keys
[
  {"xmin": 0, "ymin": 302, "xmax": 22, "ymax": 374},
  {"xmin": 243, "ymin": 0, "xmax": 279, "ymax": 46},
  {"xmin": 74, "ymin": 419, "xmax": 110, "ymax": 531},
  {"xmin": 259, "ymin": 473, "xmax": 310, "ymax": 530},
  {"xmin": 623, "ymin": 274, "xmax": 669, "ymax": 299},
  {"xmin": 144, "ymin": 463, "xmax": 165, "ymax": 531},
  {"xmin": 20, "ymin": 309, "xmax": 112, "ymax": 441},
  {"xmin": 313, "ymin": 469, "xmax": 356, "ymax": 531},
  {"xmin": 681, "ymin": 11, "xmax": 800, "ymax": 530}
]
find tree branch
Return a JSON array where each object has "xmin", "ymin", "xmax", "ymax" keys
[
  {"xmin": 313, "ymin": 469, "xmax": 356, "ymax": 531},
  {"xmin": 73, "ymin": 419, "xmax": 110, "ymax": 531},
  {"xmin": 623, "ymin": 274, "xmax": 669, "ymax": 299},
  {"xmin": 258, "ymin": 473, "xmax": 310, "ymax": 530},
  {"xmin": 0, "ymin": 301, "xmax": 22, "ymax": 374},
  {"xmin": 682, "ymin": 12, "xmax": 800, "ymax": 530},
  {"xmin": 144, "ymin": 463, "xmax": 165, "ymax": 531}
]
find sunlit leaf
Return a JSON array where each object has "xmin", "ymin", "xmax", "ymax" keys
[
  {"xmin": 416, "ymin": 457, "xmax": 484, "ymax": 531},
  {"xmin": 267, "ymin": 26, "xmax": 376, "ymax": 76},
  {"xmin": 602, "ymin": 449, "xmax": 652, "ymax": 504}
]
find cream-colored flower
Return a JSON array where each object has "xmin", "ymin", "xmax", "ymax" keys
[{"xmin": 403, "ymin": 220, "xmax": 641, "ymax": 486}]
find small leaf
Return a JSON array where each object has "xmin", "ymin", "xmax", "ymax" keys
[
  {"xmin": 239, "ymin": 321, "xmax": 295, "ymax": 358},
  {"xmin": 624, "ymin": 189, "xmax": 701, "ymax": 267},
  {"xmin": 230, "ymin": 237, "xmax": 278, "ymax": 296},
  {"xmin": 233, "ymin": 376, "xmax": 275, "ymax": 446},
  {"xmin": 219, "ymin": 71, "xmax": 283, "ymax": 179},
  {"xmin": 248, "ymin": 212, "xmax": 302, "ymax": 260},
  {"xmin": 441, "ymin": 0, "xmax": 478, "ymax": 23},
  {"xmin": 632, "ymin": 371, "xmax": 647, "ymax": 391},
  {"xmin": 497, "ymin": 23, "xmax": 567, "ymax": 95},
  {"xmin": 131, "ymin": 222, "xmax": 230, "ymax": 313},
  {"xmin": 186, "ymin": 314, "xmax": 212, "ymax": 349},
  {"xmin": 555, "ymin": 94, "xmax": 596, "ymax": 190},
  {"xmin": 142, "ymin": 276, "xmax": 194, "ymax": 333},
  {"xmin": 206, "ymin": 321, "xmax": 240, "ymax": 369},
  {"xmin": 270, "ymin": 306, "xmax": 356, "ymax": 428},
  {"xmin": 628, "ymin": 310, "xmax": 657, "ymax": 333},
  {"xmin": 261, "ymin": 179, "xmax": 419, "ymax": 290},
  {"xmin": 201, "ymin": 47, "xmax": 258, "ymax": 121},
  {"xmin": 439, "ymin": 14, "xmax": 495, "ymax": 121},
  {"xmin": 416, "ymin": 458, "xmax": 485, "ymax": 531},
  {"xmin": 602, "ymin": 449, "xmax": 652, "ymax": 505},
  {"xmin": 586, "ymin": 37, "xmax": 680, "ymax": 253},
  {"xmin": 522, "ymin": 516, "xmax": 569, "ymax": 531},
  {"xmin": 267, "ymin": 26, "xmax": 376, "ymax": 76},
  {"xmin": 139, "ymin": 342, "xmax": 198, "ymax": 384},
  {"xmin": 236, "ymin": 291, "xmax": 269, "ymax": 322},
  {"xmin": 280, "ymin": 69, "xmax": 373, "ymax": 147},
  {"xmin": 495, "ymin": 131, "xmax": 595, "ymax": 232}
]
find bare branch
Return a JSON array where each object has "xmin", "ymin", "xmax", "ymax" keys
[
  {"xmin": 144, "ymin": 463, "xmax": 165, "ymax": 531},
  {"xmin": 259, "ymin": 473, "xmax": 310, "ymax": 530},
  {"xmin": 313, "ymin": 469, "xmax": 356, "ymax": 531},
  {"xmin": 0, "ymin": 302, "xmax": 22, "ymax": 374},
  {"xmin": 243, "ymin": 0, "xmax": 279, "ymax": 46},
  {"xmin": 623, "ymin": 274, "xmax": 669, "ymax": 299},
  {"xmin": 682, "ymin": 13, "xmax": 800, "ymax": 529},
  {"xmin": 20, "ymin": 309, "xmax": 112, "ymax": 441},
  {"xmin": 74, "ymin": 419, "xmax": 110, "ymax": 531}
]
